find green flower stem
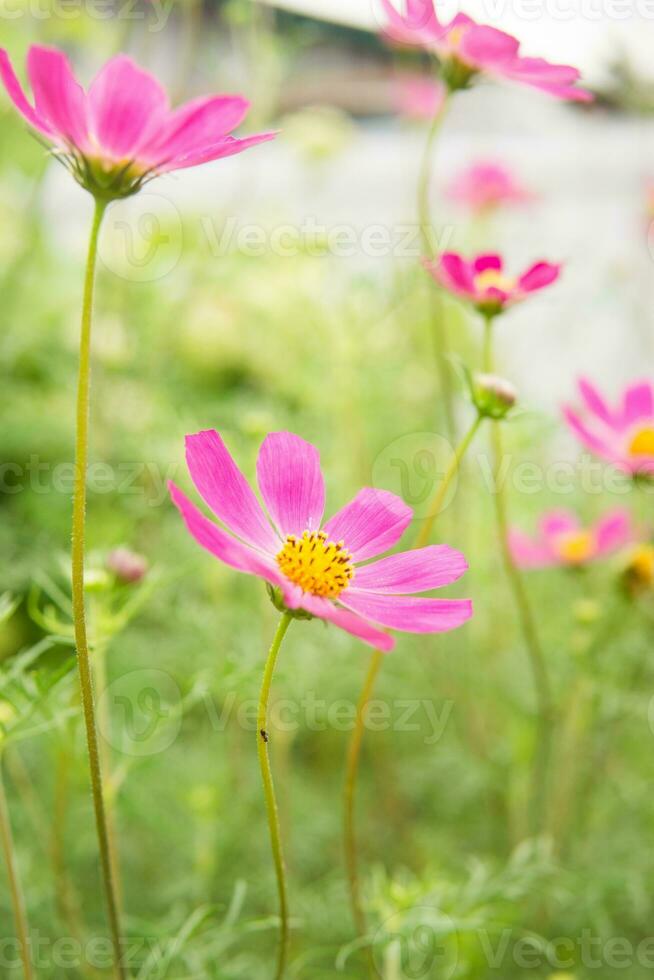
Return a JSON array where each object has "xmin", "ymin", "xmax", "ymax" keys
[
  {"xmin": 0, "ymin": 756, "xmax": 34, "ymax": 980},
  {"xmin": 71, "ymin": 197, "xmax": 127, "ymax": 980},
  {"xmin": 483, "ymin": 315, "xmax": 554, "ymax": 833},
  {"xmin": 417, "ymin": 93, "xmax": 455, "ymax": 441},
  {"xmin": 415, "ymin": 414, "xmax": 483, "ymax": 549},
  {"xmin": 257, "ymin": 611, "xmax": 293, "ymax": 980},
  {"xmin": 343, "ymin": 646, "xmax": 384, "ymax": 976}
]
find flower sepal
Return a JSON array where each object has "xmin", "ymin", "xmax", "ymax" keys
[
  {"xmin": 440, "ymin": 56, "xmax": 477, "ymax": 93},
  {"xmin": 266, "ymin": 584, "xmax": 314, "ymax": 621}
]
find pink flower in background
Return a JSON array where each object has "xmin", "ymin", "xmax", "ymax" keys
[
  {"xmin": 509, "ymin": 508, "xmax": 634, "ymax": 569},
  {"xmin": 106, "ymin": 547, "xmax": 148, "ymax": 584},
  {"xmin": 170, "ymin": 430, "xmax": 472, "ymax": 652},
  {"xmin": 446, "ymin": 161, "xmax": 532, "ymax": 214},
  {"xmin": 379, "ymin": 0, "xmax": 591, "ymax": 101},
  {"xmin": 564, "ymin": 378, "xmax": 654, "ymax": 476},
  {"xmin": 423, "ymin": 252, "xmax": 561, "ymax": 315},
  {"xmin": 0, "ymin": 45, "xmax": 276, "ymax": 199},
  {"xmin": 393, "ymin": 74, "xmax": 446, "ymax": 119}
]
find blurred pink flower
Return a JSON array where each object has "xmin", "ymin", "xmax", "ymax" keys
[
  {"xmin": 379, "ymin": 0, "xmax": 591, "ymax": 101},
  {"xmin": 169, "ymin": 430, "xmax": 472, "ymax": 652},
  {"xmin": 0, "ymin": 45, "xmax": 276, "ymax": 199},
  {"xmin": 423, "ymin": 251, "xmax": 561, "ymax": 315},
  {"xmin": 446, "ymin": 161, "xmax": 532, "ymax": 213},
  {"xmin": 393, "ymin": 74, "xmax": 446, "ymax": 119},
  {"xmin": 509, "ymin": 508, "xmax": 634, "ymax": 569},
  {"xmin": 107, "ymin": 548, "xmax": 148, "ymax": 584},
  {"xmin": 564, "ymin": 378, "xmax": 654, "ymax": 476}
]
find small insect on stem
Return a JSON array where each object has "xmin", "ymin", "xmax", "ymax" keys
[{"xmin": 260, "ymin": 729, "xmax": 269, "ymax": 743}]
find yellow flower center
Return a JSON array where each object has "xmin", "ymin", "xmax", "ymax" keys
[
  {"xmin": 447, "ymin": 25, "xmax": 467, "ymax": 48},
  {"xmin": 276, "ymin": 530, "xmax": 354, "ymax": 599},
  {"xmin": 555, "ymin": 531, "xmax": 595, "ymax": 564},
  {"xmin": 626, "ymin": 545, "xmax": 654, "ymax": 587},
  {"xmin": 474, "ymin": 269, "xmax": 516, "ymax": 294},
  {"xmin": 628, "ymin": 426, "xmax": 654, "ymax": 457}
]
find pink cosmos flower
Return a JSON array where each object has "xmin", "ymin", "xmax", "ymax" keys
[
  {"xmin": 379, "ymin": 0, "xmax": 591, "ymax": 102},
  {"xmin": 0, "ymin": 45, "xmax": 276, "ymax": 199},
  {"xmin": 509, "ymin": 508, "xmax": 634, "ymax": 569},
  {"xmin": 446, "ymin": 161, "xmax": 532, "ymax": 214},
  {"xmin": 423, "ymin": 252, "xmax": 561, "ymax": 316},
  {"xmin": 564, "ymin": 378, "xmax": 654, "ymax": 476},
  {"xmin": 169, "ymin": 430, "xmax": 472, "ymax": 652},
  {"xmin": 393, "ymin": 74, "xmax": 446, "ymax": 119}
]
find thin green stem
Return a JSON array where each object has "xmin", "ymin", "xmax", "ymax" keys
[
  {"xmin": 417, "ymin": 94, "xmax": 455, "ymax": 441},
  {"xmin": 257, "ymin": 612, "xmax": 293, "ymax": 980},
  {"xmin": 343, "ymin": 647, "xmax": 384, "ymax": 976},
  {"xmin": 415, "ymin": 414, "xmax": 483, "ymax": 549},
  {"xmin": 71, "ymin": 197, "xmax": 127, "ymax": 980},
  {"xmin": 483, "ymin": 316, "xmax": 553, "ymax": 834},
  {"xmin": 0, "ymin": 756, "xmax": 34, "ymax": 980}
]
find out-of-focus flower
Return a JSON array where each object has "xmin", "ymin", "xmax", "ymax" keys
[
  {"xmin": 0, "ymin": 45, "xmax": 276, "ymax": 200},
  {"xmin": 622, "ymin": 543, "xmax": 654, "ymax": 594},
  {"xmin": 107, "ymin": 547, "xmax": 149, "ymax": 584},
  {"xmin": 446, "ymin": 161, "xmax": 533, "ymax": 214},
  {"xmin": 471, "ymin": 372, "xmax": 517, "ymax": 419},
  {"xmin": 424, "ymin": 251, "xmax": 561, "ymax": 316},
  {"xmin": 379, "ymin": 0, "xmax": 592, "ymax": 101},
  {"xmin": 169, "ymin": 430, "xmax": 472, "ymax": 652},
  {"xmin": 564, "ymin": 378, "xmax": 654, "ymax": 476},
  {"xmin": 392, "ymin": 74, "xmax": 446, "ymax": 119},
  {"xmin": 509, "ymin": 508, "xmax": 634, "ymax": 569}
]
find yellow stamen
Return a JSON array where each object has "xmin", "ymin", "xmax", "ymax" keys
[
  {"xmin": 628, "ymin": 427, "xmax": 654, "ymax": 457},
  {"xmin": 555, "ymin": 531, "xmax": 595, "ymax": 565},
  {"xmin": 276, "ymin": 530, "xmax": 354, "ymax": 599},
  {"xmin": 474, "ymin": 269, "xmax": 516, "ymax": 294},
  {"xmin": 447, "ymin": 25, "xmax": 466, "ymax": 48}
]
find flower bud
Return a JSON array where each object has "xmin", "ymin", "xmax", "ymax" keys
[
  {"xmin": 472, "ymin": 373, "xmax": 517, "ymax": 420},
  {"xmin": 106, "ymin": 548, "xmax": 149, "ymax": 585}
]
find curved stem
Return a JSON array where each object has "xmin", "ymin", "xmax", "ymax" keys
[
  {"xmin": 483, "ymin": 316, "xmax": 553, "ymax": 834},
  {"xmin": 415, "ymin": 414, "xmax": 483, "ymax": 549},
  {"xmin": 71, "ymin": 198, "xmax": 127, "ymax": 980},
  {"xmin": 417, "ymin": 95, "xmax": 455, "ymax": 440},
  {"xmin": 343, "ymin": 647, "xmax": 384, "ymax": 975},
  {"xmin": 0, "ymin": 757, "xmax": 34, "ymax": 980},
  {"xmin": 257, "ymin": 612, "xmax": 293, "ymax": 980}
]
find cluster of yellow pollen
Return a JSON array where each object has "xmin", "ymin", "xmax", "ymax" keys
[
  {"xmin": 554, "ymin": 530, "xmax": 595, "ymax": 565},
  {"xmin": 474, "ymin": 268, "xmax": 516, "ymax": 295},
  {"xmin": 628, "ymin": 426, "xmax": 654, "ymax": 458},
  {"xmin": 276, "ymin": 530, "xmax": 354, "ymax": 599}
]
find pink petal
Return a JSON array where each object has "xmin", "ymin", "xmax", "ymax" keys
[
  {"xmin": 594, "ymin": 508, "xmax": 633, "ymax": 556},
  {"xmin": 256, "ymin": 431, "xmax": 325, "ymax": 538},
  {"xmin": 578, "ymin": 377, "xmax": 615, "ymax": 428},
  {"xmin": 563, "ymin": 406, "xmax": 616, "ymax": 459},
  {"xmin": 169, "ymin": 482, "xmax": 284, "ymax": 588},
  {"xmin": 185, "ymin": 430, "xmax": 280, "ymax": 554},
  {"xmin": 157, "ymin": 131, "xmax": 277, "ymax": 173},
  {"xmin": 354, "ymin": 545, "xmax": 468, "ymax": 593},
  {"xmin": 458, "ymin": 24, "xmax": 519, "ymax": 68},
  {"xmin": 0, "ymin": 49, "xmax": 53, "ymax": 137},
  {"xmin": 540, "ymin": 509, "xmax": 579, "ymax": 540},
  {"xmin": 430, "ymin": 252, "xmax": 475, "ymax": 295},
  {"xmin": 517, "ymin": 261, "xmax": 561, "ymax": 293},
  {"xmin": 342, "ymin": 592, "xmax": 473, "ymax": 633},
  {"xmin": 88, "ymin": 54, "xmax": 168, "ymax": 161},
  {"xmin": 508, "ymin": 529, "xmax": 555, "ymax": 569},
  {"xmin": 501, "ymin": 57, "xmax": 592, "ymax": 102},
  {"xmin": 323, "ymin": 488, "xmax": 412, "ymax": 562},
  {"xmin": 473, "ymin": 253, "xmax": 502, "ymax": 274},
  {"xmin": 144, "ymin": 94, "xmax": 249, "ymax": 166},
  {"xmin": 621, "ymin": 381, "xmax": 654, "ymax": 427},
  {"xmin": 296, "ymin": 593, "xmax": 395, "ymax": 652},
  {"xmin": 26, "ymin": 46, "xmax": 88, "ymax": 149}
]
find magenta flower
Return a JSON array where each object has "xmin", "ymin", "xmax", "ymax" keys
[
  {"xmin": 169, "ymin": 430, "xmax": 472, "ymax": 652},
  {"xmin": 393, "ymin": 74, "xmax": 446, "ymax": 119},
  {"xmin": 564, "ymin": 378, "xmax": 654, "ymax": 476},
  {"xmin": 446, "ymin": 161, "xmax": 532, "ymax": 214},
  {"xmin": 423, "ymin": 252, "xmax": 561, "ymax": 316},
  {"xmin": 509, "ymin": 508, "xmax": 634, "ymax": 569},
  {"xmin": 0, "ymin": 45, "xmax": 276, "ymax": 200},
  {"xmin": 379, "ymin": 0, "xmax": 591, "ymax": 101}
]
